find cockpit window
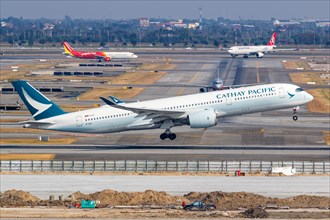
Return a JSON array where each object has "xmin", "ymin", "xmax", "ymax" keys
[{"xmin": 295, "ymin": 88, "xmax": 304, "ymax": 92}]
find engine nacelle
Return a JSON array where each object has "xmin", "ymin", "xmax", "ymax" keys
[
  {"xmin": 200, "ymin": 87, "xmax": 207, "ymax": 93},
  {"xmin": 256, "ymin": 52, "xmax": 264, "ymax": 58},
  {"xmin": 188, "ymin": 109, "xmax": 217, "ymax": 128},
  {"xmin": 104, "ymin": 57, "xmax": 111, "ymax": 62}
]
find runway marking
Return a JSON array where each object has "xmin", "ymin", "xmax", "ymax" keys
[
  {"xmin": 176, "ymin": 88, "xmax": 185, "ymax": 96},
  {"xmin": 0, "ymin": 154, "xmax": 56, "ymax": 160},
  {"xmin": 189, "ymin": 72, "xmax": 199, "ymax": 83}
]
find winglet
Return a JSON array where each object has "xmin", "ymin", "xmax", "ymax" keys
[
  {"xmin": 109, "ymin": 96, "xmax": 125, "ymax": 104},
  {"xmin": 100, "ymin": 97, "xmax": 116, "ymax": 106}
]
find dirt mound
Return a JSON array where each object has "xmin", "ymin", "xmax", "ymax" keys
[
  {"xmin": 183, "ymin": 191, "xmax": 330, "ymax": 210},
  {"xmin": 0, "ymin": 189, "xmax": 40, "ymax": 207},
  {"xmin": 1, "ymin": 189, "xmax": 329, "ymax": 210},
  {"xmin": 184, "ymin": 191, "xmax": 268, "ymax": 210},
  {"xmin": 241, "ymin": 207, "xmax": 269, "ymax": 218},
  {"xmin": 71, "ymin": 189, "xmax": 185, "ymax": 206},
  {"xmin": 283, "ymin": 195, "xmax": 330, "ymax": 208}
]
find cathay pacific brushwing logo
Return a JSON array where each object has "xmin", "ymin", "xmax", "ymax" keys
[
  {"xmin": 22, "ymin": 87, "xmax": 52, "ymax": 117},
  {"xmin": 287, "ymin": 92, "xmax": 295, "ymax": 98}
]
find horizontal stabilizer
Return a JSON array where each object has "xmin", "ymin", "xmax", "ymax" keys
[{"xmin": 18, "ymin": 120, "xmax": 55, "ymax": 125}]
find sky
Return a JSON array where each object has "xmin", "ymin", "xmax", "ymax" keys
[{"xmin": 1, "ymin": 0, "xmax": 329, "ymax": 21}]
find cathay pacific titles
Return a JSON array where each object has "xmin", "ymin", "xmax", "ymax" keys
[{"xmin": 216, "ymin": 86, "xmax": 276, "ymax": 99}]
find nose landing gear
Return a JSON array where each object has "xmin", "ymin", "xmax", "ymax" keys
[{"xmin": 292, "ymin": 106, "xmax": 299, "ymax": 121}]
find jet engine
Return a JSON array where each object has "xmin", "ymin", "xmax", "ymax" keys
[
  {"xmin": 103, "ymin": 57, "xmax": 111, "ymax": 62},
  {"xmin": 200, "ymin": 87, "xmax": 207, "ymax": 93},
  {"xmin": 188, "ymin": 109, "xmax": 217, "ymax": 128},
  {"xmin": 256, "ymin": 52, "xmax": 264, "ymax": 58}
]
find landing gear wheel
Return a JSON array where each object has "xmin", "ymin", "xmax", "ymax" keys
[
  {"xmin": 160, "ymin": 133, "xmax": 167, "ymax": 140},
  {"xmin": 169, "ymin": 133, "xmax": 176, "ymax": 140},
  {"xmin": 160, "ymin": 133, "xmax": 177, "ymax": 140},
  {"xmin": 293, "ymin": 115, "xmax": 298, "ymax": 121}
]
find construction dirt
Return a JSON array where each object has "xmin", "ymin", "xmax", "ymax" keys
[{"xmin": 0, "ymin": 189, "xmax": 329, "ymax": 219}]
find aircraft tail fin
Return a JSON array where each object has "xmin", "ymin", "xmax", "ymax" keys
[
  {"xmin": 11, "ymin": 80, "xmax": 67, "ymax": 120},
  {"xmin": 63, "ymin": 42, "xmax": 76, "ymax": 56},
  {"xmin": 267, "ymin": 32, "xmax": 276, "ymax": 46}
]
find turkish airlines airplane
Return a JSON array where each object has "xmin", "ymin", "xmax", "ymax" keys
[
  {"xmin": 228, "ymin": 32, "xmax": 276, "ymax": 58},
  {"xmin": 199, "ymin": 77, "xmax": 224, "ymax": 92},
  {"xmin": 63, "ymin": 42, "xmax": 138, "ymax": 62},
  {"xmin": 11, "ymin": 80, "xmax": 312, "ymax": 140}
]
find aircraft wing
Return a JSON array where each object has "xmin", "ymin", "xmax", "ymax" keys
[
  {"xmin": 95, "ymin": 54, "xmax": 111, "ymax": 61},
  {"xmin": 95, "ymin": 55, "xmax": 106, "ymax": 59},
  {"xmin": 100, "ymin": 97, "xmax": 186, "ymax": 117},
  {"xmin": 224, "ymin": 82, "xmax": 265, "ymax": 89},
  {"xmin": 272, "ymin": 48, "xmax": 298, "ymax": 52}
]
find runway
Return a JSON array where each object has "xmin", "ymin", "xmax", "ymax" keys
[
  {"xmin": 0, "ymin": 49, "xmax": 329, "ymax": 162},
  {"xmin": 1, "ymin": 144, "xmax": 329, "ymax": 161}
]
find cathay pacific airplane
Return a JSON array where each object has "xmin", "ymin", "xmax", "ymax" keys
[{"xmin": 11, "ymin": 80, "xmax": 313, "ymax": 140}]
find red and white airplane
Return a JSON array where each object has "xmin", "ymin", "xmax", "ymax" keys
[
  {"xmin": 63, "ymin": 42, "xmax": 138, "ymax": 62},
  {"xmin": 228, "ymin": 32, "xmax": 277, "ymax": 58}
]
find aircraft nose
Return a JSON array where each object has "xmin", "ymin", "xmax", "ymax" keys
[
  {"xmin": 215, "ymin": 83, "xmax": 222, "ymax": 89},
  {"xmin": 305, "ymin": 92, "xmax": 314, "ymax": 102},
  {"xmin": 133, "ymin": 54, "xmax": 138, "ymax": 58}
]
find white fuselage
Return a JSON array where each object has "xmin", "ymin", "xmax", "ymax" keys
[
  {"xmin": 228, "ymin": 45, "xmax": 274, "ymax": 56},
  {"xmin": 29, "ymin": 83, "xmax": 313, "ymax": 133},
  {"xmin": 104, "ymin": 52, "xmax": 138, "ymax": 60}
]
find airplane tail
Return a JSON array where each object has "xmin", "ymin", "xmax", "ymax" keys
[
  {"xmin": 267, "ymin": 32, "xmax": 276, "ymax": 46},
  {"xmin": 11, "ymin": 80, "xmax": 67, "ymax": 120},
  {"xmin": 63, "ymin": 42, "xmax": 76, "ymax": 56}
]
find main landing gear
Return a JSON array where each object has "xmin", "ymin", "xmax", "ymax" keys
[
  {"xmin": 292, "ymin": 106, "xmax": 299, "ymax": 121},
  {"xmin": 160, "ymin": 120, "xmax": 176, "ymax": 140},
  {"xmin": 160, "ymin": 129, "xmax": 177, "ymax": 140}
]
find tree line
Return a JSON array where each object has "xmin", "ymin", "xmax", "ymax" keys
[{"xmin": 1, "ymin": 16, "xmax": 329, "ymax": 48}]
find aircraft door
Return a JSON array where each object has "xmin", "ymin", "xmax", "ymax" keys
[
  {"xmin": 226, "ymin": 97, "xmax": 232, "ymax": 105},
  {"xmin": 279, "ymin": 87, "xmax": 285, "ymax": 98},
  {"xmin": 76, "ymin": 116, "xmax": 83, "ymax": 127}
]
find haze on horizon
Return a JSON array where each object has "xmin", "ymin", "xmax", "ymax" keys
[{"xmin": 1, "ymin": 0, "xmax": 329, "ymax": 21}]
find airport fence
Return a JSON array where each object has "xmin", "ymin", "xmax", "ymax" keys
[{"xmin": 0, "ymin": 160, "xmax": 329, "ymax": 174}]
